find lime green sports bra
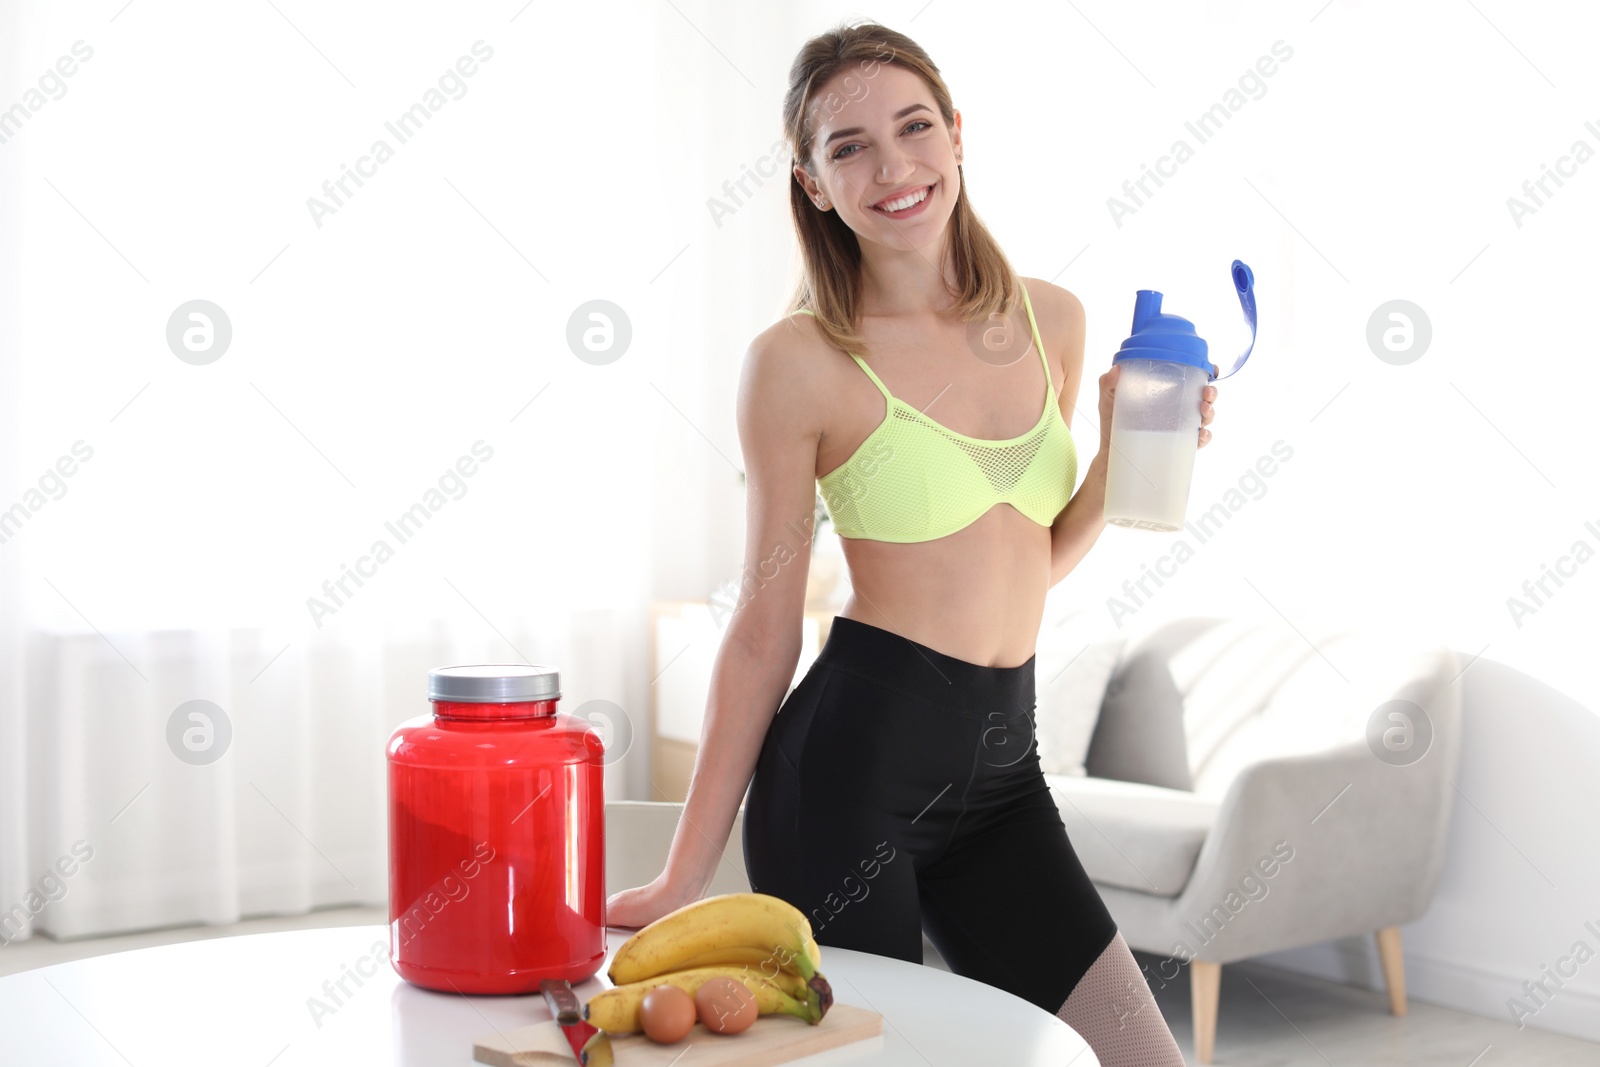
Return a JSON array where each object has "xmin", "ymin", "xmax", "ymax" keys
[{"xmin": 801, "ymin": 282, "xmax": 1077, "ymax": 543}]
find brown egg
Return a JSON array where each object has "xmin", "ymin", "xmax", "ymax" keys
[
  {"xmin": 638, "ymin": 983, "xmax": 696, "ymax": 1043},
  {"xmin": 695, "ymin": 976, "xmax": 757, "ymax": 1034}
]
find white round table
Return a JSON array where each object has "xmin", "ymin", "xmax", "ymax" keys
[{"xmin": 0, "ymin": 925, "xmax": 1099, "ymax": 1065}]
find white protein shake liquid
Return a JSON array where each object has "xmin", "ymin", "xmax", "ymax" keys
[{"xmin": 1104, "ymin": 428, "xmax": 1198, "ymax": 531}]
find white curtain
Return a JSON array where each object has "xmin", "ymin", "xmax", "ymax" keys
[{"xmin": 0, "ymin": 0, "xmax": 805, "ymax": 941}]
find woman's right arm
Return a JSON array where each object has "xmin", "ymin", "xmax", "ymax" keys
[{"xmin": 606, "ymin": 321, "xmax": 825, "ymax": 926}]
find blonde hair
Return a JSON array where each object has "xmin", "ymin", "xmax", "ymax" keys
[{"xmin": 782, "ymin": 20, "xmax": 1023, "ymax": 358}]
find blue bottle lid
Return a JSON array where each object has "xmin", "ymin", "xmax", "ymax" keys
[{"xmin": 1112, "ymin": 260, "xmax": 1257, "ymax": 381}]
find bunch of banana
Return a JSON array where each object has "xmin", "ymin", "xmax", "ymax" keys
[
  {"xmin": 595, "ymin": 892, "xmax": 833, "ymax": 1029},
  {"xmin": 584, "ymin": 964, "xmax": 825, "ymax": 1032}
]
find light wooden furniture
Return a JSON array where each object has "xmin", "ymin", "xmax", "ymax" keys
[
  {"xmin": 1190, "ymin": 927, "xmax": 1407, "ymax": 1062},
  {"xmin": 648, "ymin": 599, "xmax": 835, "ymax": 803},
  {"xmin": 473, "ymin": 1003, "xmax": 884, "ymax": 1065},
  {"xmin": 1190, "ymin": 959, "xmax": 1221, "ymax": 1064},
  {"xmin": 1376, "ymin": 925, "xmax": 1408, "ymax": 1016}
]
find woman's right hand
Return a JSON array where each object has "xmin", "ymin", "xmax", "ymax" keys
[{"xmin": 605, "ymin": 870, "xmax": 703, "ymax": 930}]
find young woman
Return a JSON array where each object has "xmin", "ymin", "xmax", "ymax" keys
[{"xmin": 608, "ymin": 22, "xmax": 1217, "ymax": 1066}]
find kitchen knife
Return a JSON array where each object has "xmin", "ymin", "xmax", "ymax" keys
[{"xmin": 539, "ymin": 979, "xmax": 613, "ymax": 1067}]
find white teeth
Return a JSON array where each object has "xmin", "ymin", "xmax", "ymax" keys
[{"xmin": 875, "ymin": 185, "xmax": 930, "ymax": 213}]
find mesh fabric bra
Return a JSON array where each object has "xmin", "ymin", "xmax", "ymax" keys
[{"xmin": 800, "ymin": 282, "xmax": 1077, "ymax": 543}]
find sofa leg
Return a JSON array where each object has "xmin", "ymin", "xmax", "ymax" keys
[
  {"xmin": 1375, "ymin": 926, "xmax": 1407, "ymax": 1016},
  {"xmin": 1190, "ymin": 960, "xmax": 1220, "ymax": 1064}
]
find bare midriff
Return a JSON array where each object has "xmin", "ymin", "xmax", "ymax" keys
[{"xmin": 833, "ymin": 506, "xmax": 1052, "ymax": 669}]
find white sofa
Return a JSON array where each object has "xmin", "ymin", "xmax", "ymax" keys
[{"xmin": 1035, "ymin": 612, "xmax": 1463, "ymax": 1063}]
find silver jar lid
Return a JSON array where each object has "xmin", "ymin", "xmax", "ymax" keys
[{"xmin": 428, "ymin": 664, "xmax": 561, "ymax": 703}]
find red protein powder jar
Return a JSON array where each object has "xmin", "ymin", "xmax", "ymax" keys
[{"xmin": 387, "ymin": 664, "xmax": 606, "ymax": 993}]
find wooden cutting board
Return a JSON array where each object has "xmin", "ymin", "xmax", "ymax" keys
[{"xmin": 473, "ymin": 1002, "xmax": 883, "ymax": 1066}]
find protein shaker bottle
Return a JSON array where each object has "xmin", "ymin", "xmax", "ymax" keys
[
  {"xmin": 1103, "ymin": 260, "xmax": 1258, "ymax": 531},
  {"xmin": 387, "ymin": 664, "xmax": 607, "ymax": 993}
]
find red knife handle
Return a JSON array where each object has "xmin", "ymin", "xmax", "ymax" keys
[
  {"xmin": 542, "ymin": 979, "xmax": 603, "ymax": 1064},
  {"xmin": 558, "ymin": 1018, "xmax": 601, "ymax": 1064}
]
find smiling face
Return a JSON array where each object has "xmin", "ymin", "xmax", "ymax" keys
[{"xmin": 796, "ymin": 63, "xmax": 962, "ymax": 250}]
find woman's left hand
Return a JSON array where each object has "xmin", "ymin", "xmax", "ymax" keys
[{"xmin": 1199, "ymin": 364, "xmax": 1219, "ymax": 449}]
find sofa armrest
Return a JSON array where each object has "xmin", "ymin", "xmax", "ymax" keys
[{"xmin": 1170, "ymin": 728, "xmax": 1458, "ymax": 964}]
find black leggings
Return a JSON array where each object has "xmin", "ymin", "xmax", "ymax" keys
[{"xmin": 742, "ymin": 615, "xmax": 1118, "ymax": 1014}]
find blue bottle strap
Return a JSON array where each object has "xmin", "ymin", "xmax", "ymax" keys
[{"xmin": 1213, "ymin": 259, "xmax": 1256, "ymax": 381}]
